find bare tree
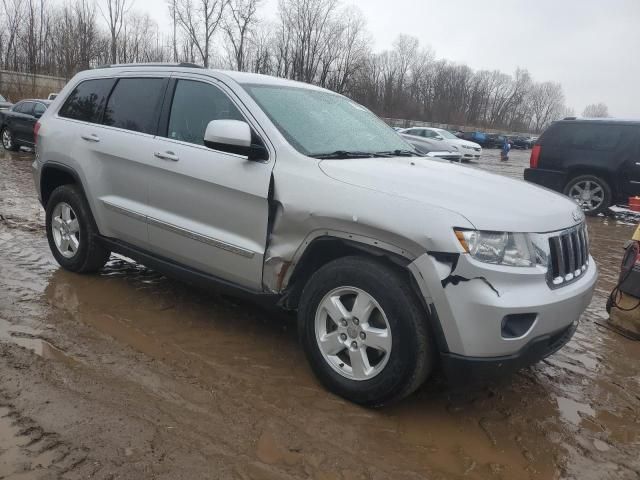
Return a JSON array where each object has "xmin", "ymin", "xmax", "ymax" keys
[
  {"xmin": 2, "ymin": 0, "xmax": 26, "ymax": 70},
  {"xmin": 98, "ymin": 0, "xmax": 131, "ymax": 64},
  {"xmin": 582, "ymin": 102, "xmax": 609, "ymax": 118},
  {"xmin": 172, "ymin": 0, "xmax": 228, "ymax": 67},
  {"xmin": 276, "ymin": 0, "xmax": 339, "ymax": 82},
  {"xmin": 0, "ymin": 0, "xmax": 574, "ymax": 133},
  {"xmin": 223, "ymin": 0, "xmax": 260, "ymax": 71},
  {"xmin": 529, "ymin": 81, "xmax": 564, "ymax": 132}
]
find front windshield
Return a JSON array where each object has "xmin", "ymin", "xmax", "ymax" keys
[
  {"xmin": 243, "ymin": 84, "xmax": 412, "ymax": 157},
  {"xmin": 436, "ymin": 129, "xmax": 458, "ymax": 140}
]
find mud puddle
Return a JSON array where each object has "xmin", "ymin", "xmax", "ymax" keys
[
  {"xmin": 0, "ymin": 318, "xmax": 73, "ymax": 364},
  {"xmin": 1, "ymin": 149, "xmax": 640, "ymax": 478}
]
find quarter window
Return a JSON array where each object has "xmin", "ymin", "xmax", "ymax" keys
[
  {"xmin": 167, "ymin": 80, "xmax": 244, "ymax": 146},
  {"xmin": 59, "ymin": 78, "xmax": 115, "ymax": 123},
  {"xmin": 102, "ymin": 78, "xmax": 166, "ymax": 134}
]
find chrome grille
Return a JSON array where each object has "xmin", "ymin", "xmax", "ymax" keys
[{"xmin": 547, "ymin": 223, "xmax": 589, "ymax": 288}]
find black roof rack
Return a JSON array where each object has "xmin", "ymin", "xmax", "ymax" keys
[
  {"xmin": 94, "ymin": 62, "xmax": 204, "ymax": 69},
  {"xmin": 563, "ymin": 116, "xmax": 577, "ymax": 120}
]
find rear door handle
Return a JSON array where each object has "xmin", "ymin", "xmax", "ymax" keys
[
  {"xmin": 154, "ymin": 151, "xmax": 179, "ymax": 162},
  {"xmin": 81, "ymin": 134, "xmax": 100, "ymax": 143}
]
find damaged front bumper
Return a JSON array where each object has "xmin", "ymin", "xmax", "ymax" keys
[{"xmin": 409, "ymin": 251, "xmax": 597, "ymax": 369}]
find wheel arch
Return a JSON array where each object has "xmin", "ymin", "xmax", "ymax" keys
[
  {"xmin": 276, "ymin": 233, "xmax": 420, "ymax": 311},
  {"xmin": 40, "ymin": 162, "xmax": 86, "ymax": 208}
]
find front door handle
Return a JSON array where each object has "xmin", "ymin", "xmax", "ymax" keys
[
  {"xmin": 81, "ymin": 134, "xmax": 100, "ymax": 143},
  {"xmin": 154, "ymin": 151, "xmax": 179, "ymax": 162}
]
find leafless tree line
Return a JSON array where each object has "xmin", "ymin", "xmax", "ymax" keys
[{"xmin": 0, "ymin": 0, "xmax": 590, "ymax": 131}]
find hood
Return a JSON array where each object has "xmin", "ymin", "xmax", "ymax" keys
[{"xmin": 319, "ymin": 157, "xmax": 581, "ymax": 233}]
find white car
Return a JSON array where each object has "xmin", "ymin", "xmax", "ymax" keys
[{"xmin": 400, "ymin": 127, "xmax": 482, "ymax": 161}]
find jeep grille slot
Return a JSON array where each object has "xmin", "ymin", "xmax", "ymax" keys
[{"xmin": 547, "ymin": 223, "xmax": 589, "ymax": 288}]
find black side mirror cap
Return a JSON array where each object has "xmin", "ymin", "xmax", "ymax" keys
[{"xmin": 203, "ymin": 140, "xmax": 269, "ymax": 162}]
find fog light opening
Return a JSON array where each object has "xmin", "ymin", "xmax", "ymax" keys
[{"xmin": 501, "ymin": 313, "xmax": 538, "ymax": 339}]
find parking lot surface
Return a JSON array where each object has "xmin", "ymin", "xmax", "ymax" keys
[{"xmin": 1, "ymin": 147, "xmax": 639, "ymax": 479}]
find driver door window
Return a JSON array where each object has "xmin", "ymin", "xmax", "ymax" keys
[
  {"xmin": 167, "ymin": 80, "xmax": 244, "ymax": 146},
  {"xmin": 15, "ymin": 102, "xmax": 34, "ymax": 115}
]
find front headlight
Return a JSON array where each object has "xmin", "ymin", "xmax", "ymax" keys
[{"xmin": 454, "ymin": 229, "xmax": 536, "ymax": 267}]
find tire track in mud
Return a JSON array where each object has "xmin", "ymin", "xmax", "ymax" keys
[{"xmin": 0, "ymin": 402, "xmax": 89, "ymax": 479}]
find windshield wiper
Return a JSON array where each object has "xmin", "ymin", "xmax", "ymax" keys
[
  {"xmin": 310, "ymin": 150, "xmax": 378, "ymax": 159},
  {"xmin": 375, "ymin": 149, "xmax": 424, "ymax": 157}
]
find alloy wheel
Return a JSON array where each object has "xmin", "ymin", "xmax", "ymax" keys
[
  {"xmin": 1, "ymin": 129, "xmax": 12, "ymax": 150},
  {"xmin": 314, "ymin": 286, "xmax": 392, "ymax": 381},
  {"xmin": 568, "ymin": 180, "xmax": 605, "ymax": 213},
  {"xmin": 51, "ymin": 202, "xmax": 81, "ymax": 258}
]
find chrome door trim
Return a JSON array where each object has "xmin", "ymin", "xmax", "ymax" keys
[
  {"xmin": 147, "ymin": 217, "xmax": 256, "ymax": 258},
  {"xmin": 103, "ymin": 200, "xmax": 147, "ymax": 222},
  {"xmin": 101, "ymin": 200, "xmax": 255, "ymax": 259}
]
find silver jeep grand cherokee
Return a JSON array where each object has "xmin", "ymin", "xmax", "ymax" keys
[{"xmin": 32, "ymin": 64, "xmax": 597, "ymax": 406}]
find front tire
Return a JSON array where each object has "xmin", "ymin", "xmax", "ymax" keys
[
  {"xmin": 45, "ymin": 185, "xmax": 111, "ymax": 272},
  {"xmin": 563, "ymin": 174, "xmax": 612, "ymax": 216},
  {"xmin": 298, "ymin": 256, "xmax": 434, "ymax": 406},
  {"xmin": 1, "ymin": 127, "xmax": 19, "ymax": 151}
]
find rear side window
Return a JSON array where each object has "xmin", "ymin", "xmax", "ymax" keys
[
  {"xmin": 167, "ymin": 80, "xmax": 244, "ymax": 146},
  {"xmin": 103, "ymin": 78, "xmax": 166, "ymax": 135},
  {"xmin": 571, "ymin": 124, "xmax": 622, "ymax": 151},
  {"xmin": 59, "ymin": 79, "xmax": 115, "ymax": 123},
  {"xmin": 543, "ymin": 123, "xmax": 625, "ymax": 151}
]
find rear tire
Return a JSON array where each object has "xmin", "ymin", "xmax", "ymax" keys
[
  {"xmin": 1, "ymin": 127, "xmax": 19, "ymax": 151},
  {"xmin": 298, "ymin": 256, "xmax": 434, "ymax": 407},
  {"xmin": 45, "ymin": 185, "xmax": 111, "ymax": 273},
  {"xmin": 563, "ymin": 174, "xmax": 612, "ymax": 216}
]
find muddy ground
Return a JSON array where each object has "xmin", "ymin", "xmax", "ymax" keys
[{"xmin": 0, "ymin": 146, "xmax": 639, "ymax": 480}]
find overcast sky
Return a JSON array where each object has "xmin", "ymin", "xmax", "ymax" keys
[{"xmin": 135, "ymin": 0, "xmax": 640, "ymax": 118}]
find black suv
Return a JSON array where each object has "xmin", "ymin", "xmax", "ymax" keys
[{"xmin": 524, "ymin": 118, "xmax": 640, "ymax": 215}]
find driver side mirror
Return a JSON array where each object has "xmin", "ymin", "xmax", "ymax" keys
[
  {"xmin": 204, "ymin": 119, "xmax": 268, "ymax": 161},
  {"xmin": 434, "ymin": 135, "xmax": 443, "ymax": 140}
]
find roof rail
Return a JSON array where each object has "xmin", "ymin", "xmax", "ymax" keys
[
  {"xmin": 563, "ymin": 116, "xmax": 577, "ymax": 120},
  {"xmin": 94, "ymin": 62, "xmax": 204, "ymax": 69}
]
